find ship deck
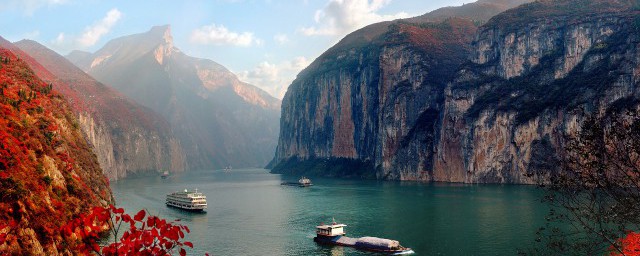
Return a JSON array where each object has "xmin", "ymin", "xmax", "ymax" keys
[{"xmin": 334, "ymin": 236, "xmax": 357, "ymax": 246}]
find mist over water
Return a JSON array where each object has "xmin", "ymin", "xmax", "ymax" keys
[{"xmin": 111, "ymin": 169, "xmax": 548, "ymax": 255}]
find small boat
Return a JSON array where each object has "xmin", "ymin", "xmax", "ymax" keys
[
  {"xmin": 313, "ymin": 219, "xmax": 414, "ymax": 254},
  {"xmin": 281, "ymin": 176, "xmax": 313, "ymax": 187},
  {"xmin": 166, "ymin": 189, "xmax": 207, "ymax": 212},
  {"xmin": 161, "ymin": 170, "xmax": 169, "ymax": 179},
  {"xmin": 223, "ymin": 166, "xmax": 232, "ymax": 172},
  {"xmin": 298, "ymin": 176, "xmax": 312, "ymax": 186}
]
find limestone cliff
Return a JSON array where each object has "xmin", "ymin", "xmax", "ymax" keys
[
  {"xmin": 272, "ymin": 16, "xmax": 478, "ymax": 177},
  {"xmin": 271, "ymin": 0, "xmax": 530, "ymax": 177},
  {"xmin": 272, "ymin": 0, "xmax": 640, "ymax": 183},
  {"xmin": 12, "ymin": 40, "xmax": 187, "ymax": 180},
  {"xmin": 434, "ymin": 0, "xmax": 640, "ymax": 183}
]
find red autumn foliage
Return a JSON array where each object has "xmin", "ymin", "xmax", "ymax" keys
[
  {"xmin": 390, "ymin": 18, "xmax": 477, "ymax": 58},
  {"xmin": 61, "ymin": 205, "xmax": 195, "ymax": 256},
  {"xmin": 0, "ymin": 47, "xmax": 110, "ymax": 254},
  {"xmin": 611, "ymin": 232, "xmax": 640, "ymax": 256},
  {"xmin": 0, "ymin": 42, "xmax": 207, "ymax": 255}
]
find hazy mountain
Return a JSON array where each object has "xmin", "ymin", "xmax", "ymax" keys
[
  {"xmin": 67, "ymin": 25, "xmax": 280, "ymax": 169},
  {"xmin": 11, "ymin": 39, "xmax": 186, "ymax": 180}
]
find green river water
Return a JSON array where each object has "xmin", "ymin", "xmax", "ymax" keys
[{"xmin": 111, "ymin": 168, "xmax": 548, "ymax": 255}]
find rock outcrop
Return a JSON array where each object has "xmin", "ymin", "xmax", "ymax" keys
[
  {"xmin": 67, "ymin": 25, "xmax": 280, "ymax": 170},
  {"xmin": 272, "ymin": 0, "xmax": 640, "ymax": 183},
  {"xmin": 272, "ymin": 17, "xmax": 478, "ymax": 179},
  {"xmin": 434, "ymin": 0, "xmax": 640, "ymax": 183},
  {"xmin": 12, "ymin": 40, "xmax": 186, "ymax": 180}
]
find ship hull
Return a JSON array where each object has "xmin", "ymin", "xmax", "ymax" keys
[
  {"xmin": 165, "ymin": 202, "xmax": 206, "ymax": 212},
  {"xmin": 280, "ymin": 182, "xmax": 313, "ymax": 187},
  {"xmin": 314, "ymin": 235, "xmax": 413, "ymax": 254}
]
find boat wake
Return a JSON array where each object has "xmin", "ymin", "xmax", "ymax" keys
[{"xmin": 393, "ymin": 249, "xmax": 415, "ymax": 255}]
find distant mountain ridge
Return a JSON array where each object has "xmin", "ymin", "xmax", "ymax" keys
[
  {"xmin": 67, "ymin": 25, "xmax": 280, "ymax": 169},
  {"xmin": 9, "ymin": 39, "xmax": 187, "ymax": 180}
]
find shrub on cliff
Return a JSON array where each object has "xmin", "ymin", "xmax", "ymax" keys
[
  {"xmin": 535, "ymin": 108, "xmax": 640, "ymax": 254},
  {"xmin": 610, "ymin": 231, "xmax": 640, "ymax": 255},
  {"xmin": 0, "ymin": 47, "xmax": 110, "ymax": 254}
]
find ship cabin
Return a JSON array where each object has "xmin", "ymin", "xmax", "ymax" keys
[{"xmin": 316, "ymin": 222, "xmax": 346, "ymax": 237}]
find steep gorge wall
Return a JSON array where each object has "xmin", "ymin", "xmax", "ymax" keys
[
  {"xmin": 77, "ymin": 114, "xmax": 186, "ymax": 180},
  {"xmin": 434, "ymin": 6, "xmax": 640, "ymax": 183},
  {"xmin": 273, "ymin": 0, "xmax": 640, "ymax": 184},
  {"xmin": 273, "ymin": 19, "xmax": 477, "ymax": 177}
]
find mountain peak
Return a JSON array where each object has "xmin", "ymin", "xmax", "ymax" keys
[
  {"xmin": 147, "ymin": 25, "xmax": 174, "ymax": 65},
  {"xmin": 149, "ymin": 24, "xmax": 173, "ymax": 45}
]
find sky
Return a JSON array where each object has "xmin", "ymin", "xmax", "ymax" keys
[{"xmin": 0, "ymin": 0, "xmax": 475, "ymax": 99}]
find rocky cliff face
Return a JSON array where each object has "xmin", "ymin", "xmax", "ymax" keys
[
  {"xmin": 68, "ymin": 25, "xmax": 280, "ymax": 170},
  {"xmin": 272, "ymin": 0, "xmax": 640, "ymax": 183},
  {"xmin": 0, "ymin": 46, "xmax": 111, "ymax": 254},
  {"xmin": 272, "ymin": 16, "xmax": 478, "ymax": 177},
  {"xmin": 434, "ymin": 0, "xmax": 640, "ymax": 183},
  {"xmin": 12, "ymin": 40, "xmax": 186, "ymax": 180}
]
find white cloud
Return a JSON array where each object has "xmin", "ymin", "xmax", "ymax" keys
[
  {"xmin": 300, "ymin": 0, "xmax": 409, "ymax": 37},
  {"xmin": 238, "ymin": 56, "xmax": 311, "ymax": 99},
  {"xmin": 76, "ymin": 8, "xmax": 122, "ymax": 48},
  {"xmin": 0, "ymin": 0, "xmax": 68, "ymax": 15},
  {"xmin": 274, "ymin": 34, "xmax": 289, "ymax": 45},
  {"xmin": 50, "ymin": 8, "xmax": 121, "ymax": 52},
  {"xmin": 190, "ymin": 24, "xmax": 261, "ymax": 47},
  {"xmin": 52, "ymin": 32, "xmax": 65, "ymax": 44}
]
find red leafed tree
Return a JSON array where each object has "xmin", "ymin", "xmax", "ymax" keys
[
  {"xmin": 535, "ymin": 108, "xmax": 640, "ymax": 255},
  {"xmin": 61, "ymin": 205, "xmax": 198, "ymax": 256},
  {"xmin": 611, "ymin": 232, "xmax": 640, "ymax": 256}
]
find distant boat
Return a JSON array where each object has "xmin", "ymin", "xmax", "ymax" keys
[
  {"xmin": 166, "ymin": 189, "xmax": 207, "ymax": 212},
  {"xmin": 314, "ymin": 218, "xmax": 414, "ymax": 254},
  {"xmin": 161, "ymin": 170, "xmax": 169, "ymax": 179},
  {"xmin": 298, "ymin": 176, "xmax": 312, "ymax": 186},
  {"xmin": 281, "ymin": 176, "xmax": 313, "ymax": 187},
  {"xmin": 223, "ymin": 166, "xmax": 232, "ymax": 172}
]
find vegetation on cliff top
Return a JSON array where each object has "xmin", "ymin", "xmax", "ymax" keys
[
  {"xmin": 295, "ymin": 18, "xmax": 477, "ymax": 86},
  {"xmin": 484, "ymin": 0, "xmax": 640, "ymax": 33}
]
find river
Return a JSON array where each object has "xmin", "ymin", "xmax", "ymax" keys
[{"xmin": 111, "ymin": 168, "xmax": 548, "ymax": 255}]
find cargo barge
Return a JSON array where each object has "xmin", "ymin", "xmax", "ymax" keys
[
  {"xmin": 281, "ymin": 176, "xmax": 313, "ymax": 187},
  {"xmin": 313, "ymin": 220, "xmax": 414, "ymax": 254}
]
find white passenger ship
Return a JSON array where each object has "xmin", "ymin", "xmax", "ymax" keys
[{"xmin": 166, "ymin": 189, "xmax": 207, "ymax": 212}]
